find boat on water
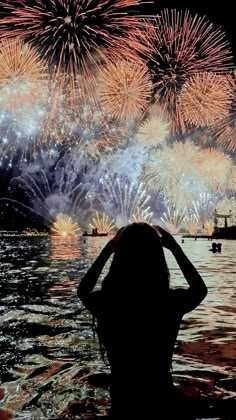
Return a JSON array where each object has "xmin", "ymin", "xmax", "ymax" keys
[{"xmin": 82, "ymin": 228, "xmax": 108, "ymax": 237}]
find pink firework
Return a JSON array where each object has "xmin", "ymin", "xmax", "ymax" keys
[
  {"xmin": 0, "ymin": 0, "xmax": 149, "ymax": 75},
  {"xmin": 146, "ymin": 9, "xmax": 233, "ymax": 133}
]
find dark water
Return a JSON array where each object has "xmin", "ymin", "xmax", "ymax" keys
[{"xmin": 0, "ymin": 236, "xmax": 235, "ymax": 419}]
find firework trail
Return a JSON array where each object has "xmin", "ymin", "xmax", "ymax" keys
[
  {"xmin": 1, "ymin": 155, "xmax": 96, "ymax": 229},
  {"xmin": 130, "ymin": 207, "xmax": 153, "ymax": 224},
  {"xmin": 98, "ymin": 174, "xmax": 151, "ymax": 228},
  {"xmin": 183, "ymin": 214, "xmax": 200, "ymax": 235},
  {"xmin": 191, "ymin": 192, "xmax": 219, "ymax": 229},
  {"xmin": 160, "ymin": 202, "xmax": 186, "ymax": 234}
]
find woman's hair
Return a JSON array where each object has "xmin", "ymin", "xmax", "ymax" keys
[{"xmin": 102, "ymin": 222, "xmax": 170, "ymax": 295}]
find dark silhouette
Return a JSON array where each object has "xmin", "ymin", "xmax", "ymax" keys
[
  {"xmin": 77, "ymin": 223, "xmax": 208, "ymax": 419},
  {"xmin": 209, "ymin": 242, "xmax": 222, "ymax": 253}
]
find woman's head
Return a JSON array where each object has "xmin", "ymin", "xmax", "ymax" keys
[{"xmin": 102, "ymin": 222, "xmax": 169, "ymax": 294}]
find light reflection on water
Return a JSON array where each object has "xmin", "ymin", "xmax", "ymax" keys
[{"xmin": 0, "ymin": 236, "xmax": 235, "ymax": 419}]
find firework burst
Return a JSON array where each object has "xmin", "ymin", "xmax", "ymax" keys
[
  {"xmin": 51, "ymin": 213, "xmax": 81, "ymax": 236},
  {"xmin": 213, "ymin": 70, "xmax": 236, "ymax": 152},
  {"xmin": 97, "ymin": 60, "xmax": 153, "ymax": 121},
  {"xmin": 89, "ymin": 212, "xmax": 115, "ymax": 233},
  {"xmin": 98, "ymin": 175, "xmax": 151, "ymax": 228},
  {"xmin": 192, "ymin": 192, "xmax": 219, "ymax": 228},
  {"xmin": 2, "ymin": 155, "xmax": 97, "ymax": 229},
  {"xmin": 0, "ymin": 38, "xmax": 48, "ymax": 114},
  {"xmin": 179, "ymin": 72, "xmax": 232, "ymax": 127},
  {"xmin": 0, "ymin": 0, "xmax": 149, "ymax": 75},
  {"xmin": 143, "ymin": 140, "xmax": 202, "ymax": 203},
  {"xmin": 160, "ymin": 203, "xmax": 186, "ymax": 234},
  {"xmin": 136, "ymin": 113, "xmax": 170, "ymax": 148},
  {"xmin": 129, "ymin": 207, "xmax": 153, "ymax": 224},
  {"xmin": 146, "ymin": 9, "xmax": 233, "ymax": 133},
  {"xmin": 197, "ymin": 148, "xmax": 233, "ymax": 192}
]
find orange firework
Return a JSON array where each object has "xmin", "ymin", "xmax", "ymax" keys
[
  {"xmin": 0, "ymin": 38, "xmax": 48, "ymax": 113},
  {"xmin": 197, "ymin": 148, "xmax": 233, "ymax": 192},
  {"xmin": 179, "ymin": 72, "xmax": 232, "ymax": 127},
  {"xmin": 97, "ymin": 60, "xmax": 153, "ymax": 121},
  {"xmin": 213, "ymin": 70, "xmax": 236, "ymax": 152},
  {"xmin": 146, "ymin": 9, "xmax": 233, "ymax": 133}
]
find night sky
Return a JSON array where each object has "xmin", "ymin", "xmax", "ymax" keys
[{"xmin": 0, "ymin": 0, "xmax": 235, "ymax": 229}]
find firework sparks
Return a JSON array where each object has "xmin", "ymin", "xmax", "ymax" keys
[
  {"xmin": 41, "ymin": 71, "xmax": 125, "ymax": 157},
  {"xmin": 146, "ymin": 9, "xmax": 233, "ymax": 133},
  {"xmin": 160, "ymin": 203, "xmax": 186, "ymax": 234},
  {"xmin": 3, "ymin": 155, "xmax": 97, "ymax": 229},
  {"xmin": 98, "ymin": 175, "xmax": 151, "ymax": 228},
  {"xmin": 136, "ymin": 113, "xmax": 170, "ymax": 148},
  {"xmin": 89, "ymin": 212, "xmax": 115, "ymax": 233},
  {"xmin": 197, "ymin": 148, "xmax": 233, "ymax": 192},
  {"xmin": 179, "ymin": 72, "xmax": 232, "ymax": 127},
  {"xmin": 0, "ymin": 38, "xmax": 48, "ymax": 114},
  {"xmin": 129, "ymin": 207, "xmax": 153, "ymax": 224},
  {"xmin": 213, "ymin": 70, "xmax": 236, "ymax": 152},
  {"xmin": 192, "ymin": 192, "xmax": 219, "ymax": 228},
  {"xmin": 0, "ymin": 0, "xmax": 149, "ymax": 74},
  {"xmin": 183, "ymin": 214, "xmax": 199, "ymax": 235},
  {"xmin": 51, "ymin": 213, "xmax": 80, "ymax": 236},
  {"xmin": 143, "ymin": 140, "xmax": 202, "ymax": 203},
  {"xmin": 97, "ymin": 60, "xmax": 153, "ymax": 121}
]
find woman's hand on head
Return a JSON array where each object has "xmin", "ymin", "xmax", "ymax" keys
[
  {"xmin": 104, "ymin": 226, "xmax": 126, "ymax": 254},
  {"xmin": 153, "ymin": 225, "xmax": 180, "ymax": 252}
]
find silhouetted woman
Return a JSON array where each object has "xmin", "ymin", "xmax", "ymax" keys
[{"xmin": 77, "ymin": 223, "xmax": 208, "ymax": 419}]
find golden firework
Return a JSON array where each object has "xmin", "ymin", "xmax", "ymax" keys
[
  {"xmin": 89, "ymin": 212, "xmax": 115, "ymax": 233},
  {"xmin": 179, "ymin": 72, "xmax": 232, "ymax": 127},
  {"xmin": 213, "ymin": 70, "xmax": 236, "ymax": 152},
  {"xmin": 51, "ymin": 214, "xmax": 81, "ymax": 237},
  {"xmin": 0, "ymin": 38, "xmax": 48, "ymax": 113},
  {"xmin": 97, "ymin": 60, "xmax": 153, "ymax": 121}
]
